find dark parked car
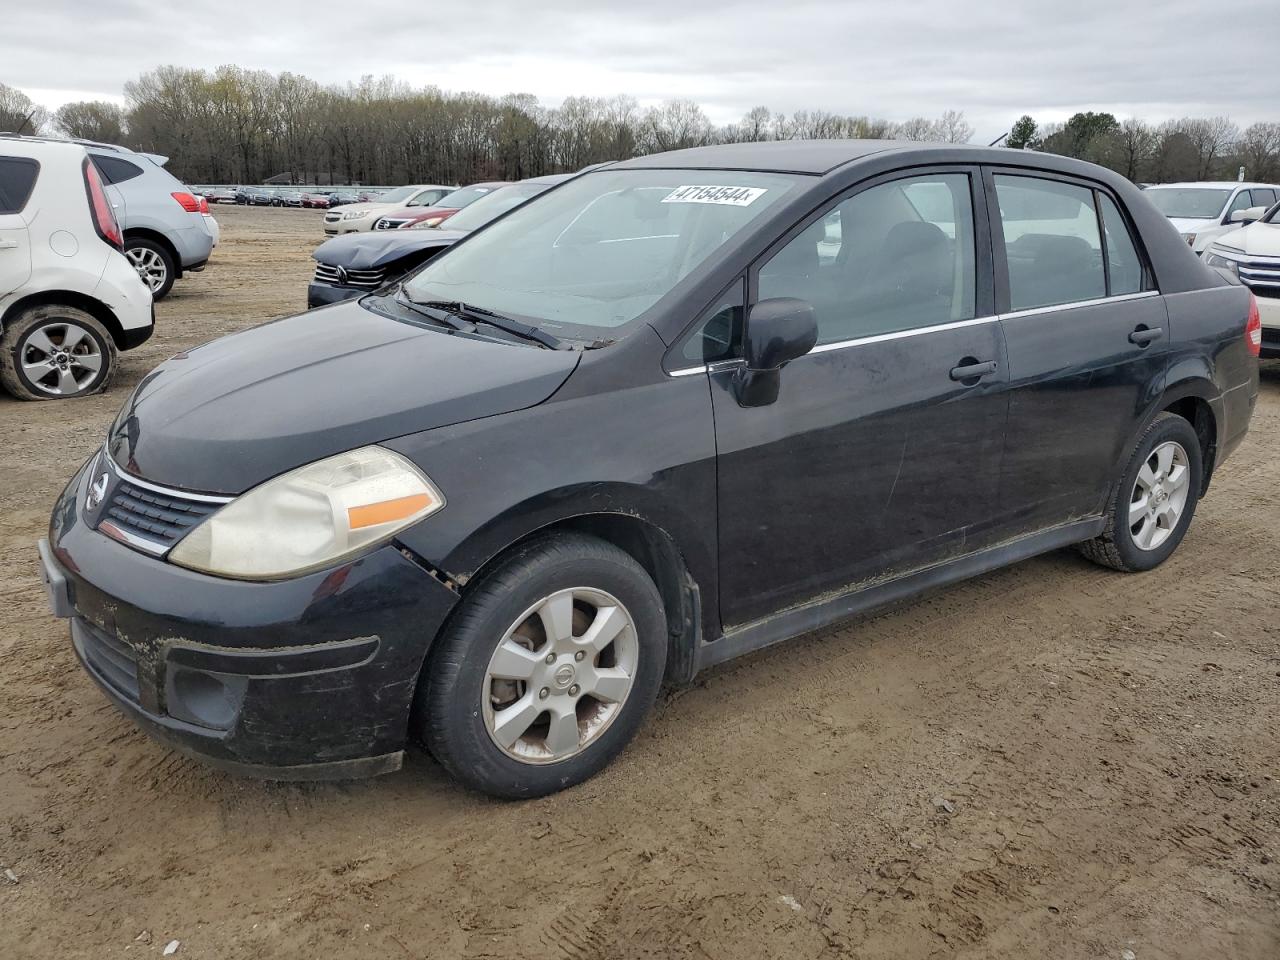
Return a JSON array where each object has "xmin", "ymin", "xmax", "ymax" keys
[
  {"xmin": 308, "ymin": 175, "xmax": 570, "ymax": 307},
  {"xmin": 39, "ymin": 141, "xmax": 1259, "ymax": 799},
  {"xmin": 237, "ymin": 187, "xmax": 274, "ymax": 206},
  {"xmin": 327, "ymin": 192, "xmax": 357, "ymax": 207}
]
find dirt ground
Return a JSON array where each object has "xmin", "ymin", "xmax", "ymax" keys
[{"xmin": 2, "ymin": 204, "xmax": 1278, "ymax": 959}]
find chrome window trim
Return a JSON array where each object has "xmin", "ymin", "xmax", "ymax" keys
[
  {"xmin": 663, "ymin": 291, "xmax": 1163, "ymax": 377},
  {"xmin": 1000, "ymin": 289, "xmax": 1160, "ymax": 321},
  {"xmin": 809, "ymin": 314, "xmax": 998, "ymax": 355},
  {"xmin": 105, "ymin": 451, "xmax": 234, "ymax": 504}
]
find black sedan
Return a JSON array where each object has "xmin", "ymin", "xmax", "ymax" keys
[
  {"xmin": 40, "ymin": 141, "xmax": 1259, "ymax": 799},
  {"xmin": 307, "ymin": 175, "xmax": 570, "ymax": 308}
]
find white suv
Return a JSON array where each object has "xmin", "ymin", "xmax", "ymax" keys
[
  {"xmin": 1204, "ymin": 201, "xmax": 1280, "ymax": 357},
  {"xmin": 1144, "ymin": 181, "xmax": 1280, "ymax": 254},
  {"xmin": 0, "ymin": 137, "xmax": 153, "ymax": 400}
]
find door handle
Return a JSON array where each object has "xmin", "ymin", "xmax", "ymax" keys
[
  {"xmin": 949, "ymin": 359, "xmax": 997, "ymax": 382},
  {"xmin": 0, "ymin": 240, "xmax": 17, "ymax": 249},
  {"xmin": 1128, "ymin": 325, "xmax": 1164, "ymax": 347}
]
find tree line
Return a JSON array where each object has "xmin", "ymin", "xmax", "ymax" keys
[{"xmin": 3, "ymin": 70, "xmax": 1278, "ymax": 187}]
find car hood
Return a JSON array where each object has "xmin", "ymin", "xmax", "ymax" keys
[
  {"xmin": 312, "ymin": 229, "xmax": 467, "ymax": 270},
  {"xmin": 1217, "ymin": 221, "xmax": 1280, "ymax": 256},
  {"xmin": 1167, "ymin": 217, "xmax": 1215, "ymax": 234},
  {"xmin": 107, "ymin": 298, "xmax": 579, "ymax": 494}
]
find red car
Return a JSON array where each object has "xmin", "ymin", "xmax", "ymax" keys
[
  {"xmin": 371, "ymin": 181, "xmax": 511, "ymax": 231},
  {"xmin": 301, "ymin": 193, "xmax": 333, "ymax": 209}
]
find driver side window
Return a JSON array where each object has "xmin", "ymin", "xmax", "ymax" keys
[{"xmin": 757, "ymin": 173, "xmax": 977, "ymax": 345}]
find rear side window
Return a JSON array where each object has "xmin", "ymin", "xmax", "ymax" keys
[
  {"xmin": 994, "ymin": 175, "xmax": 1105, "ymax": 311},
  {"xmin": 1098, "ymin": 195, "xmax": 1144, "ymax": 296},
  {"xmin": 757, "ymin": 172, "xmax": 977, "ymax": 345},
  {"xmin": 1252, "ymin": 188, "xmax": 1276, "ymax": 208},
  {"xmin": 0, "ymin": 156, "xmax": 39, "ymax": 214},
  {"xmin": 92, "ymin": 155, "xmax": 144, "ymax": 185}
]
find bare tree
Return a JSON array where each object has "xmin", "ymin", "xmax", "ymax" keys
[
  {"xmin": 1240, "ymin": 122, "xmax": 1280, "ymax": 182},
  {"xmin": 0, "ymin": 83, "xmax": 49, "ymax": 134},
  {"xmin": 936, "ymin": 110, "xmax": 973, "ymax": 144},
  {"xmin": 53, "ymin": 101, "xmax": 126, "ymax": 143}
]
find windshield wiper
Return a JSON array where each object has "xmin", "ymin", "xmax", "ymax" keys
[
  {"xmin": 392, "ymin": 288, "xmax": 476, "ymax": 334},
  {"xmin": 412, "ymin": 299, "xmax": 567, "ymax": 350}
]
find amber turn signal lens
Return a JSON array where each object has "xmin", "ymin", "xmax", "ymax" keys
[{"xmin": 348, "ymin": 493, "xmax": 436, "ymax": 530}]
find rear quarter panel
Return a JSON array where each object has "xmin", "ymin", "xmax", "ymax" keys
[{"xmin": 1163, "ymin": 283, "xmax": 1258, "ymax": 462}]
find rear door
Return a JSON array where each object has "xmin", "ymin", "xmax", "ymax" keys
[
  {"xmin": 988, "ymin": 169, "xmax": 1168, "ymax": 533},
  {"xmin": 709, "ymin": 167, "xmax": 1010, "ymax": 627},
  {"xmin": 0, "ymin": 155, "xmax": 38, "ymax": 297}
]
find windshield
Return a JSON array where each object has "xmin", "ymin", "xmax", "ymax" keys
[
  {"xmin": 443, "ymin": 183, "xmax": 549, "ymax": 232},
  {"xmin": 373, "ymin": 186, "xmax": 417, "ymax": 205},
  {"xmin": 435, "ymin": 184, "xmax": 499, "ymax": 210},
  {"xmin": 403, "ymin": 169, "xmax": 799, "ymax": 338},
  {"xmin": 1145, "ymin": 187, "xmax": 1231, "ymax": 220}
]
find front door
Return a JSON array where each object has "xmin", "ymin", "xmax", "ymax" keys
[
  {"xmin": 987, "ymin": 170, "xmax": 1170, "ymax": 533},
  {"xmin": 709, "ymin": 168, "xmax": 1010, "ymax": 628}
]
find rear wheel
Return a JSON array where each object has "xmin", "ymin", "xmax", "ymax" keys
[
  {"xmin": 0, "ymin": 305, "xmax": 116, "ymax": 400},
  {"xmin": 124, "ymin": 238, "xmax": 176, "ymax": 300},
  {"xmin": 1078, "ymin": 412, "xmax": 1202, "ymax": 572},
  {"xmin": 417, "ymin": 533, "xmax": 666, "ymax": 798}
]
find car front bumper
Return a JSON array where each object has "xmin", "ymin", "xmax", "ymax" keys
[
  {"xmin": 42, "ymin": 460, "xmax": 460, "ymax": 779},
  {"xmin": 307, "ymin": 281, "xmax": 363, "ymax": 309}
]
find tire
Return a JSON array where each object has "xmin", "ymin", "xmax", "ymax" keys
[
  {"xmin": 417, "ymin": 533, "xmax": 667, "ymax": 799},
  {"xmin": 124, "ymin": 237, "xmax": 176, "ymax": 301},
  {"xmin": 1078, "ymin": 412, "xmax": 1203, "ymax": 572},
  {"xmin": 0, "ymin": 305, "xmax": 117, "ymax": 401}
]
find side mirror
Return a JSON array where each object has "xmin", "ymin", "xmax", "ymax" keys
[
  {"xmin": 733, "ymin": 297, "xmax": 818, "ymax": 407},
  {"xmin": 1233, "ymin": 205, "xmax": 1266, "ymax": 225}
]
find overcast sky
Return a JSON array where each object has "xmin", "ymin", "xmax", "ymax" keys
[{"xmin": 5, "ymin": 0, "xmax": 1276, "ymax": 141}]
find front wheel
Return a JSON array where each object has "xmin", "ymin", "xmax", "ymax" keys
[
  {"xmin": 416, "ymin": 533, "xmax": 667, "ymax": 798},
  {"xmin": 1079, "ymin": 412, "xmax": 1203, "ymax": 572}
]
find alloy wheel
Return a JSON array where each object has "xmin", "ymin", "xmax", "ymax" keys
[
  {"xmin": 1129, "ymin": 440, "xmax": 1190, "ymax": 551},
  {"xmin": 20, "ymin": 322, "xmax": 105, "ymax": 396},
  {"xmin": 125, "ymin": 246, "xmax": 168, "ymax": 292},
  {"xmin": 482, "ymin": 587, "xmax": 639, "ymax": 764}
]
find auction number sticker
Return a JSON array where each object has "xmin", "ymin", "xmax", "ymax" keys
[{"xmin": 662, "ymin": 185, "xmax": 767, "ymax": 206}]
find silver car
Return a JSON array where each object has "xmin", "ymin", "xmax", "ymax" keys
[{"xmin": 86, "ymin": 142, "xmax": 216, "ymax": 300}]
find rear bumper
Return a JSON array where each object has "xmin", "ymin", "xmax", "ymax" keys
[{"xmin": 42, "ymin": 460, "xmax": 460, "ymax": 779}]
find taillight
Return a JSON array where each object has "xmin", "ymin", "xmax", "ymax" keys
[
  {"xmin": 1245, "ymin": 292, "xmax": 1261, "ymax": 358},
  {"xmin": 197, "ymin": 195, "xmax": 209, "ymax": 214},
  {"xmin": 171, "ymin": 191, "xmax": 200, "ymax": 213},
  {"xmin": 82, "ymin": 158, "xmax": 122, "ymax": 249}
]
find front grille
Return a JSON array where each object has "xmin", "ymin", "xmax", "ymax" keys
[
  {"xmin": 313, "ymin": 262, "xmax": 387, "ymax": 289},
  {"xmin": 323, "ymin": 212, "xmax": 342, "ymax": 223},
  {"xmin": 374, "ymin": 218, "xmax": 411, "ymax": 230},
  {"xmin": 74, "ymin": 617, "xmax": 140, "ymax": 702},
  {"xmin": 101, "ymin": 477, "xmax": 224, "ymax": 551},
  {"xmin": 1239, "ymin": 255, "xmax": 1280, "ymax": 294}
]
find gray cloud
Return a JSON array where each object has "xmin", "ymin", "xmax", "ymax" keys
[{"xmin": 6, "ymin": 0, "xmax": 1277, "ymax": 140}]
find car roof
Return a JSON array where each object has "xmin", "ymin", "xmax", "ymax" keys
[
  {"xmin": 1146, "ymin": 181, "xmax": 1278, "ymax": 189},
  {"xmin": 613, "ymin": 139, "xmax": 933, "ymax": 175},
  {"xmin": 0, "ymin": 134, "xmax": 87, "ymax": 158},
  {"xmin": 522, "ymin": 174, "xmax": 572, "ymax": 185}
]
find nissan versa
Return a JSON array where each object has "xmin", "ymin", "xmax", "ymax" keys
[{"xmin": 39, "ymin": 141, "xmax": 1260, "ymax": 799}]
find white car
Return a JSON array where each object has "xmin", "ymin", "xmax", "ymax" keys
[
  {"xmin": 322, "ymin": 184, "xmax": 455, "ymax": 235},
  {"xmin": 1144, "ymin": 181, "xmax": 1280, "ymax": 255},
  {"xmin": 1204, "ymin": 201, "xmax": 1280, "ymax": 357},
  {"xmin": 0, "ymin": 137, "xmax": 153, "ymax": 400}
]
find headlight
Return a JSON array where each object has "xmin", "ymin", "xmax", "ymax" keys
[
  {"xmin": 1203, "ymin": 249, "xmax": 1241, "ymax": 277},
  {"xmin": 421, "ymin": 217, "xmax": 445, "ymax": 227},
  {"xmin": 407, "ymin": 219, "xmax": 436, "ymax": 230},
  {"xmin": 169, "ymin": 446, "xmax": 444, "ymax": 580},
  {"xmin": 342, "ymin": 209, "xmax": 368, "ymax": 220}
]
